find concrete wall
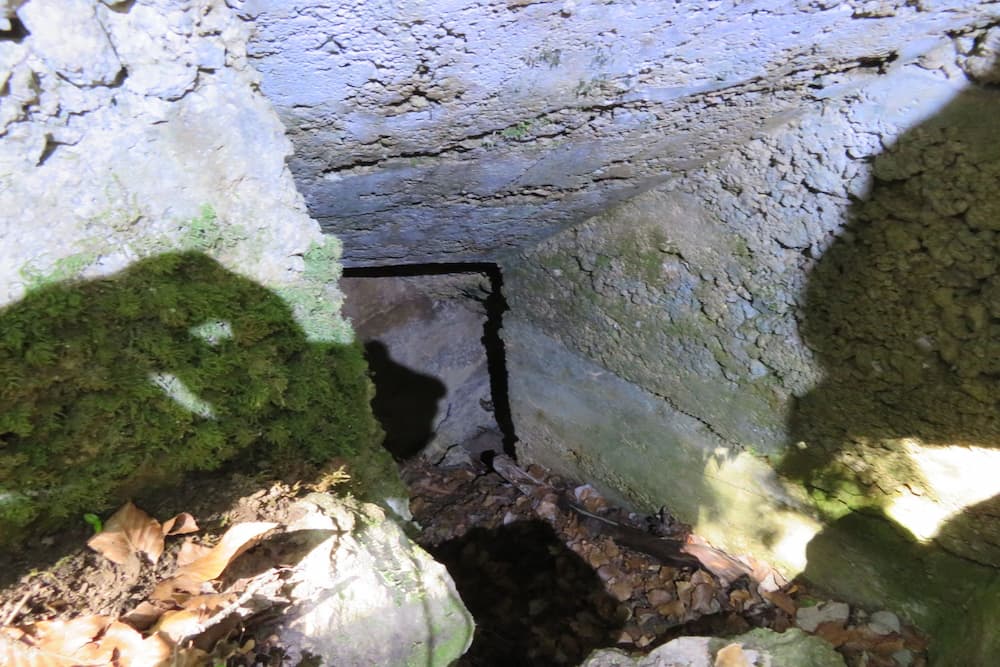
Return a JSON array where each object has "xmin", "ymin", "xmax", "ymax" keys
[{"xmin": 504, "ymin": 24, "xmax": 1000, "ymax": 665}]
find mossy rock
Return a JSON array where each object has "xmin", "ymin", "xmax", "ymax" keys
[{"xmin": 0, "ymin": 252, "xmax": 395, "ymax": 547}]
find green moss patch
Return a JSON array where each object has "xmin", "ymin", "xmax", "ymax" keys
[{"xmin": 0, "ymin": 252, "xmax": 391, "ymax": 547}]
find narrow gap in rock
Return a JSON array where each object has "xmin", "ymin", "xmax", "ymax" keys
[
  {"xmin": 35, "ymin": 134, "xmax": 58, "ymax": 167},
  {"xmin": 341, "ymin": 262, "xmax": 517, "ymax": 462},
  {"xmin": 0, "ymin": 16, "xmax": 28, "ymax": 42}
]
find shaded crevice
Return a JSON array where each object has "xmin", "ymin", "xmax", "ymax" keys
[
  {"xmin": 0, "ymin": 16, "xmax": 29, "ymax": 43},
  {"xmin": 342, "ymin": 262, "xmax": 518, "ymax": 458}
]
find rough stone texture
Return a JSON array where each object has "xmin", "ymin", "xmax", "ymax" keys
[
  {"xmin": 580, "ymin": 628, "xmax": 845, "ymax": 667},
  {"xmin": 0, "ymin": 0, "xmax": 348, "ymax": 341},
  {"xmin": 340, "ymin": 273, "xmax": 499, "ymax": 461},
  {"xmin": 504, "ymin": 24, "xmax": 1000, "ymax": 665},
  {"xmin": 0, "ymin": 9, "xmax": 472, "ymax": 666},
  {"xmin": 796, "ymin": 601, "xmax": 851, "ymax": 633},
  {"xmin": 237, "ymin": 0, "xmax": 1000, "ymax": 265},
  {"xmin": 276, "ymin": 493, "xmax": 474, "ymax": 667},
  {"xmin": 503, "ymin": 319, "xmax": 822, "ymax": 576}
]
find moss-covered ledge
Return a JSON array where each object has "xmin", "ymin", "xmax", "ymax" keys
[{"xmin": 0, "ymin": 250, "xmax": 399, "ymax": 546}]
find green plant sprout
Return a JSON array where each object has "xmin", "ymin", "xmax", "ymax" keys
[{"xmin": 83, "ymin": 513, "xmax": 103, "ymax": 534}]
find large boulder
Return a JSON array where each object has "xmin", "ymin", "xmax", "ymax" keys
[{"xmin": 275, "ymin": 493, "xmax": 474, "ymax": 667}]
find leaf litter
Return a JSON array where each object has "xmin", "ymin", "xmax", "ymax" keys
[
  {"xmin": 0, "ymin": 451, "xmax": 933, "ymax": 667},
  {"xmin": 2, "ymin": 502, "xmax": 277, "ymax": 667},
  {"xmin": 0, "ymin": 465, "xmax": 330, "ymax": 667},
  {"xmin": 403, "ymin": 453, "xmax": 931, "ymax": 667}
]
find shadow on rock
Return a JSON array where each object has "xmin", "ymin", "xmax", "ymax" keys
[
  {"xmin": 783, "ymin": 56, "xmax": 1000, "ymax": 665},
  {"xmin": 429, "ymin": 520, "xmax": 623, "ymax": 667},
  {"xmin": 365, "ymin": 339, "xmax": 447, "ymax": 460},
  {"xmin": 0, "ymin": 251, "xmax": 391, "ymax": 585}
]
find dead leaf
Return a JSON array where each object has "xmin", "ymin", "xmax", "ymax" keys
[
  {"xmin": 715, "ymin": 643, "xmax": 751, "ymax": 667},
  {"xmin": 179, "ymin": 593, "xmax": 237, "ymax": 613},
  {"xmin": 691, "ymin": 582, "xmax": 718, "ymax": 614},
  {"xmin": 728, "ymin": 589, "xmax": 752, "ymax": 611},
  {"xmin": 814, "ymin": 620, "xmax": 853, "ymax": 647},
  {"xmin": 162, "ymin": 513, "xmax": 199, "ymax": 537},
  {"xmin": 154, "ymin": 523, "xmax": 275, "ymax": 601},
  {"xmin": 151, "ymin": 610, "xmax": 208, "ymax": 643},
  {"xmin": 176, "ymin": 539, "xmax": 212, "ymax": 568},
  {"xmin": 153, "ymin": 592, "xmax": 238, "ymax": 642},
  {"xmin": 75, "ymin": 621, "xmax": 172, "ymax": 666},
  {"xmin": 121, "ymin": 601, "xmax": 169, "ymax": 632},
  {"xmin": 1, "ymin": 615, "xmax": 114, "ymax": 667},
  {"xmin": 174, "ymin": 522, "xmax": 276, "ymax": 582},
  {"xmin": 656, "ymin": 599, "xmax": 686, "ymax": 619},
  {"xmin": 87, "ymin": 502, "xmax": 165, "ymax": 566},
  {"xmin": 1, "ymin": 633, "xmax": 81, "ymax": 667},
  {"xmin": 762, "ymin": 589, "xmax": 797, "ymax": 616},
  {"xmin": 151, "ymin": 574, "xmax": 207, "ymax": 603}
]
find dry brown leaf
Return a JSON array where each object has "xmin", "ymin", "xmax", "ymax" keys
[
  {"xmin": 1, "ymin": 633, "xmax": 81, "ymax": 667},
  {"xmin": 176, "ymin": 539, "xmax": 212, "ymax": 568},
  {"xmin": 656, "ymin": 599, "xmax": 686, "ymax": 619},
  {"xmin": 715, "ymin": 643, "xmax": 752, "ymax": 667},
  {"xmin": 691, "ymin": 582, "xmax": 717, "ymax": 614},
  {"xmin": 151, "ymin": 574, "xmax": 206, "ymax": 603},
  {"xmin": 728, "ymin": 589, "xmax": 752, "ymax": 611},
  {"xmin": 151, "ymin": 610, "xmax": 208, "ymax": 643},
  {"xmin": 20, "ymin": 616, "xmax": 113, "ymax": 656},
  {"xmin": 74, "ymin": 621, "xmax": 172, "ymax": 665},
  {"xmin": 154, "ymin": 523, "xmax": 275, "ymax": 602},
  {"xmin": 121, "ymin": 601, "xmax": 169, "ymax": 632},
  {"xmin": 175, "ymin": 522, "xmax": 276, "ymax": 582},
  {"xmin": 761, "ymin": 589, "xmax": 797, "ymax": 616},
  {"xmin": 87, "ymin": 502, "xmax": 165, "ymax": 566},
  {"xmin": 814, "ymin": 620, "xmax": 853, "ymax": 647},
  {"xmin": 179, "ymin": 593, "xmax": 237, "ymax": 613},
  {"xmin": 152, "ymin": 593, "xmax": 237, "ymax": 642},
  {"xmin": 162, "ymin": 513, "xmax": 199, "ymax": 537},
  {"xmin": 1, "ymin": 615, "xmax": 114, "ymax": 667}
]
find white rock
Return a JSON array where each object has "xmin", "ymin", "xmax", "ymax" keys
[
  {"xmin": 277, "ymin": 494, "xmax": 474, "ymax": 667},
  {"xmin": 796, "ymin": 600, "xmax": 851, "ymax": 632},
  {"xmin": 101, "ymin": 3, "xmax": 197, "ymax": 100},
  {"xmin": 17, "ymin": 0, "xmax": 121, "ymax": 86},
  {"xmin": 892, "ymin": 648, "xmax": 914, "ymax": 666},
  {"xmin": 869, "ymin": 610, "xmax": 902, "ymax": 635}
]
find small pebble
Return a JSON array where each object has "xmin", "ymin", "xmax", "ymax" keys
[
  {"xmin": 647, "ymin": 588, "xmax": 673, "ymax": 607},
  {"xmin": 892, "ymin": 649, "xmax": 914, "ymax": 666},
  {"xmin": 869, "ymin": 610, "xmax": 901, "ymax": 635},
  {"xmin": 796, "ymin": 600, "xmax": 850, "ymax": 632}
]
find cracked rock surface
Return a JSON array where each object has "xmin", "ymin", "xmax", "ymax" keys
[
  {"xmin": 239, "ymin": 0, "xmax": 998, "ymax": 264},
  {"xmin": 0, "ymin": 0, "xmax": 335, "ymax": 316},
  {"xmin": 502, "ymin": 19, "xmax": 1000, "ymax": 667}
]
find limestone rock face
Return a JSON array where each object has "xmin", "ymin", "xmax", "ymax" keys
[
  {"xmin": 0, "ymin": 0, "xmax": 342, "ymax": 338},
  {"xmin": 17, "ymin": 0, "xmax": 122, "ymax": 87},
  {"xmin": 503, "ymin": 19, "xmax": 1000, "ymax": 666},
  {"xmin": 0, "ymin": 0, "xmax": 391, "ymax": 543},
  {"xmin": 239, "ymin": 0, "xmax": 999, "ymax": 264},
  {"xmin": 276, "ymin": 494, "xmax": 474, "ymax": 667}
]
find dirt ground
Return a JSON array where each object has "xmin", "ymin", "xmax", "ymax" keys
[{"xmin": 0, "ymin": 453, "xmax": 929, "ymax": 666}]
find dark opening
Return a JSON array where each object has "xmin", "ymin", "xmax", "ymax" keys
[
  {"xmin": 342, "ymin": 262, "xmax": 518, "ymax": 458},
  {"xmin": 0, "ymin": 16, "xmax": 29, "ymax": 43}
]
